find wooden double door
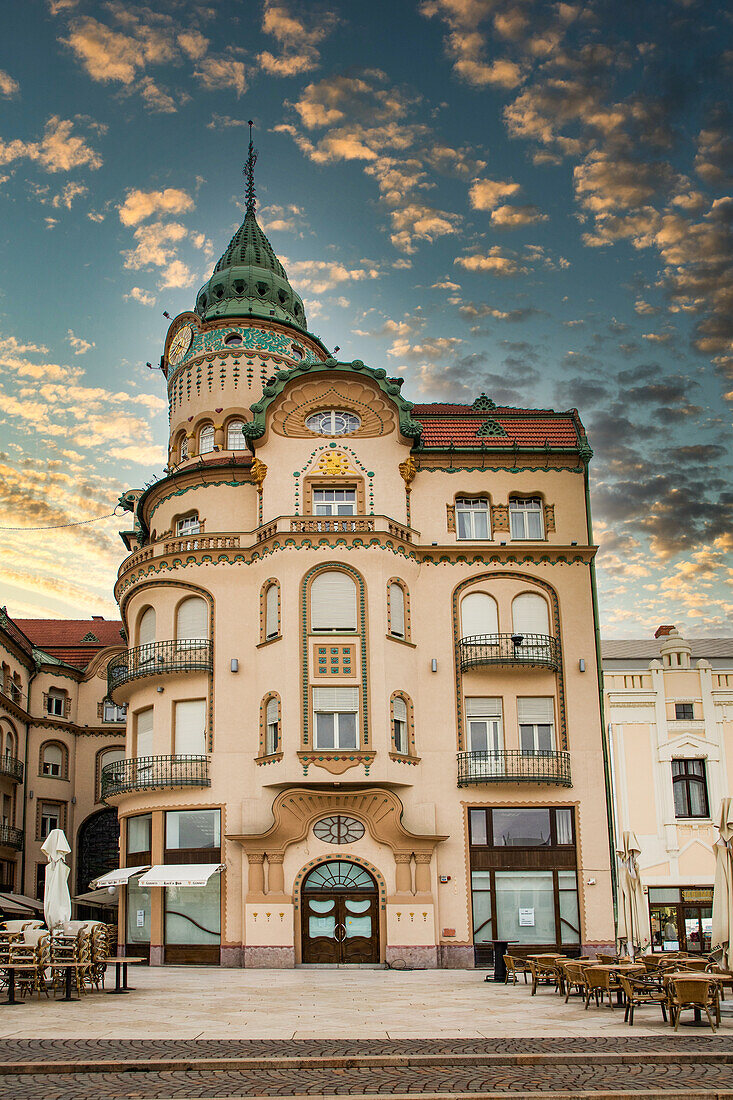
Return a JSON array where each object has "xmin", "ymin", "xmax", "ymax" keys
[{"xmin": 302, "ymin": 891, "xmax": 379, "ymax": 964}]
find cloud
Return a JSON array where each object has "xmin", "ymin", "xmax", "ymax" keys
[
  {"xmin": 124, "ymin": 287, "xmax": 156, "ymax": 307},
  {"xmin": 469, "ymin": 178, "xmax": 521, "ymax": 211},
  {"xmin": 491, "ymin": 203, "xmax": 548, "ymax": 227},
  {"xmin": 259, "ymin": 203, "xmax": 305, "ymax": 233},
  {"xmin": 207, "ymin": 114, "xmax": 250, "ymax": 130},
  {"xmin": 258, "ymin": 0, "xmax": 336, "ymax": 77},
  {"xmin": 193, "ymin": 57, "xmax": 247, "ymax": 95},
  {"xmin": 158, "ymin": 259, "xmax": 195, "ymax": 289},
  {"xmin": 458, "ymin": 302, "xmax": 541, "ymax": 322},
  {"xmin": 122, "ymin": 220, "xmax": 188, "ymax": 271},
  {"xmin": 282, "ymin": 257, "xmax": 380, "ymax": 294},
  {"xmin": 0, "ymin": 116, "xmax": 103, "ymax": 173},
  {"xmin": 119, "ymin": 187, "xmax": 194, "ymax": 227},
  {"xmin": 177, "ymin": 30, "xmax": 208, "ymax": 61},
  {"xmin": 455, "ymin": 247, "xmax": 529, "ymax": 276},
  {"xmin": 0, "ymin": 70, "xmax": 19, "ymax": 97},
  {"xmin": 66, "ymin": 329, "xmax": 94, "ymax": 355},
  {"xmin": 62, "ymin": 14, "xmax": 176, "ymax": 84}
]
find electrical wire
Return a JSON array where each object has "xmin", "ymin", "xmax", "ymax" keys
[{"xmin": 0, "ymin": 510, "xmax": 122, "ymax": 531}]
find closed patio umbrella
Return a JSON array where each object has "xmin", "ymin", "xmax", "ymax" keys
[
  {"xmin": 712, "ymin": 798, "xmax": 733, "ymax": 969},
  {"xmin": 41, "ymin": 828, "xmax": 72, "ymax": 930},
  {"xmin": 616, "ymin": 830, "xmax": 651, "ymax": 958}
]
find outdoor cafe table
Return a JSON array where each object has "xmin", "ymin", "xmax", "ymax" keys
[
  {"xmin": 103, "ymin": 956, "xmax": 145, "ymax": 995},
  {"xmin": 0, "ymin": 961, "xmax": 87, "ymax": 1004},
  {"xmin": 585, "ymin": 963, "xmax": 646, "ymax": 1006}
]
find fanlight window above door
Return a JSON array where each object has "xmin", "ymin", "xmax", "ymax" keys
[
  {"xmin": 302, "ymin": 860, "xmax": 376, "ymax": 891},
  {"xmin": 313, "ymin": 816, "xmax": 365, "ymax": 845}
]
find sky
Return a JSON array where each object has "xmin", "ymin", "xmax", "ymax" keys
[{"xmin": 0, "ymin": 0, "xmax": 731, "ymax": 638}]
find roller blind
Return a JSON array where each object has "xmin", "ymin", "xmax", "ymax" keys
[
  {"xmin": 389, "ymin": 583, "xmax": 405, "ymax": 636},
  {"xmin": 138, "ymin": 608, "xmax": 156, "ymax": 646},
  {"xmin": 174, "ymin": 700, "xmax": 206, "ymax": 754},
  {"xmin": 136, "ymin": 708, "xmax": 154, "ymax": 756},
  {"xmin": 517, "ymin": 697, "xmax": 554, "ymax": 724},
  {"xmin": 461, "ymin": 593, "xmax": 498, "ymax": 638},
  {"xmin": 176, "ymin": 597, "xmax": 208, "ymax": 640},
  {"xmin": 393, "ymin": 697, "xmax": 407, "ymax": 723},
  {"xmin": 466, "ymin": 697, "xmax": 502, "ymax": 717},
  {"xmin": 311, "ymin": 571, "xmax": 357, "ymax": 631},
  {"xmin": 265, "ymin": 584, "xmax": 278, "ymax": 638},
  {"xmin": 266, "ymin": 697, "xmax": 278, "ymax": 725},
  {"xmin": 44, "ymin": 744, "xmax": 63, "ymax": 766},
  {"xmin": 313, "ymin": 687, "xmax": 359, "ymax": 712},
  {"xmin": 512, "ymin": 593, "xmax": 549, "ymax": 635}
]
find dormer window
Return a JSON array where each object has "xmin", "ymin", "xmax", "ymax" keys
[{"xmin": 306, "ymin": 410, "xmax": 360, "ymax": 436}]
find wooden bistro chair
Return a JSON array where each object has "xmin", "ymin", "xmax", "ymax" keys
[
  {"xmin": 668, "ymin": 977, "xmax": 719, "ymax": 1033},
  {"xmin": 584, "ymin": 967, "xmax": 621, "ymax": 1009},
  {"xmin": 8, "ymin": 933, "xmax": 48, "ymax": 999},
  {"xmin": 597, "ymin": 953, "xmax": 620, "ymax": 964},
  {"xmin": 560, "ymin": 960, "xmax": 588, "ymax": 1003},
  {"xmin": 503, "ymin": 955, "xmax": 531, "ymax": 985},
  {"xmin": 617, "ymin": 973, "xmax": 667, "ymax": 1026},
  {"xmin": 528, "ymin": 958, "xmax": 562, "ymax": 997}
]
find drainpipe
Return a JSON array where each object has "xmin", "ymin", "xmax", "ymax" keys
[
  {"xmin": 21, "ymin": 661, "xmax": 39, "ymax": 895},
  {"xmin": 582, "ymin": 450, "xmax": 618, "ymax": 919}
]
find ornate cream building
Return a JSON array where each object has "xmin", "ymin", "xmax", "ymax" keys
[
  {"xmin": 0, "ymin": 608, "xmax": 126, "ymax": 914},
  {"xmin": 102, "ymin": 145, "xmax": 615, "ymax": 967},
  {"xmin": 604, "ymin": 626, "xmax": 733, "ymax": 955}
]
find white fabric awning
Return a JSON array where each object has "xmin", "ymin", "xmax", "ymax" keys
[
  {"xmin": 91, "ymin": 866, "xmax": 151, "ymax": 889},
  {"xmin": 138, "ymin": 864, "xmax": 224, "ymax": 887}
]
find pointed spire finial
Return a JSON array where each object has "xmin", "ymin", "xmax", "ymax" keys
[{"xmin": 245, "ymin": 120, "xmax": 257, "ymax": 214}]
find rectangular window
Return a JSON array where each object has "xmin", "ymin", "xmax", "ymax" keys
[
  {"xmin": 393, "ymin": 696, "xmax": 407, "ymax": 754},
  {"xmin": 471, "ymin": 870, "xmax": 493, "ymax": 944},
  {"xmin": 313, "ymin": 488, "xmax": 357, "ymax": 516},
  {"xmin": 509, "ymin": 498, "xmax": 544, "ymax": 540},
  {"xmin": 165, "ymin": 877, "xmax": 220, "ymax": 947},
  {"xmin": 389, "ymin": 583, "xmax": 405, "ymax": 638},
  {"xmin": 455, "ymin": 498, "xmax": 490, "ymax": 540},
  {"xmin": 518, "ymin": 697, "xmax": 555, "ymax": 754},
  {"xmin": 492, "ymin": 808, "xmax": 551, "ymax": 847},
  {"xmin": 176, "ymin": 514, "xmax": 200, "ymax": 535},
  {"xmin": 165, "ymin": 808, "xmax": 220, "ymax": 850},
  {"xmin": 174, "ymin": 699, "xmax": 206, "ymax": 755},
  {"xmin": 465, "ymin": 697, "xmax": 503, "ymax": 753},
  {"xmin": 127, "ymin": 814, "xmax": 152, "ymax": 857},
  {"xmin": 266, "ymin": 697, "xmax": 279, "ymax": 755},
  {"xmin": 495, "ymin": 870, "xmax": 556, "ymax": 944},
  {"xmin": 469, "ymin": 808, "xmax": 488, "ymax": 846},
  {"xmin": 39, "ymin": 802, "xmax": 61, "ymax": 839},
  {"xmin": 127, "ymin": 881, "xmax": 151, "ymax": 946},
  {"xmin": 675, "ymin": 702, "xmax": 694, "ymax": 720},
  {"xmin": 313, "ymin": 686, "xmax": 359, "ymax": 749},
  {"xmin": 103, "ymin": 701, "xmax": 127, "ymax": 722},
  {"xmin": 265, "ymin": 584, "xmax": 279, "ymax": 639},
  {"xmin": 672, "ymin": 759, "xmax": 709, "ymax": 818},
  {"xmin": 0, "ymin": 859, "xmax": 14, "ymax": 892},
  {"xmin": 46, "ymin": 691, "xmax": 66, "ymax": 717},
  {"xmin": 135, "ymin": 707, "xmax": 154, "ymax": 757}
]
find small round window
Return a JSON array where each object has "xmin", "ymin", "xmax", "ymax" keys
[
  {"xmin": 224, "ymin": 332, "xmax": 243, "ymax": 347},
  {"xmin": 313, "ymin": 815, "xmax": 365, "ymax": 845},
  {"xmin": 306, "ymin": 410, "xmax": 361, "ymax": 435},
  {"xmin": 291, "ymin": 344, "xmax": 305, "ymax": 361}
]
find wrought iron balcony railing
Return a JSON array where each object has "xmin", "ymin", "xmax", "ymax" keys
[
  {"xmin": 457, "ymin": 749, "xmax": 571, "ymax": 787},
  {"xmin": 0, "ymin": 824, "xmax": 23, "ymax": 850},
  {"xmin": 0, "ymin": 754, "xmax": 23, "ymax": 783},
  {"xmin": 459, "ymin": 633, "xmax": 560, "ymax": 672},
  {"xmin": 107, "ymin": 639, "xmax": 213, "ymax": 694},
  {"xmin": 101, "ymin": 754, "xmax": 210, "ymax": 799}
]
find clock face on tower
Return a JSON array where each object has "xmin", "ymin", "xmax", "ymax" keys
[{"xmin": 168, "ymin": 324, "xmax": 194, "ymax": 366}]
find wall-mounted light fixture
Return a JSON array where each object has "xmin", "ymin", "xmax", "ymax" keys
[
  {"xmin": 230, "ymin": 658, "xmax": 239, "ymax": 673},
  {"xmin": 431, "ymin": 658, "xmax": 438, "ymax": 672},
  {"xmin": 578, "ymin": 659, "xmax": 586, "ymax": 672},
  {"xmin": 156, "ymin": 686, "xmax": 164, "ymax": 693}
]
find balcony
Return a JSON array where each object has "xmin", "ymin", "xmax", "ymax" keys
[
  {"xmin": 457, "ymin": 749, "xmax": 571, "ymax": 787},
  {"xmin": 0, "ymin": 824, "xmax": 23, "ymax": 850},
  {"xmin": 459, "ymin": 633, "xmax": 560, "ymax": 673},
  {"xmin": 0, "ymin": 755, "xmax": 23, "ymax": 783},
  {"xmin": 101, "ymin": 754, "xmax": 210, "ymax": 800},
  {"xmin": 107, "ymin": 639, "xmax": 213, "ymax": 696}
]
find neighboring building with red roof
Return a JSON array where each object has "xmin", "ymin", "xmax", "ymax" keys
[{"xmin": 0, "ymin": 609, "xmax": 126, "ymax": 917}]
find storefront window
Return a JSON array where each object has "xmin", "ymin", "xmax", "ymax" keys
[
  {"xmin": 127, "ymin": 814, "xmax": 151, "ymax": 857},
  {"xmin": 649, "ymin": 887, "xmax": 713, "ymax": 952},
  {"xmin": 126, "ymin": 881, "xmax": 150, "ymax": 945},
  {"xmin": 495, "ymin": 871, "xmax": 556, "ymax": 944},
  {"xmin": 492, "ymin": 809, "xmax": 551, "ymax": 847},
  {"xmin": 558, "ymin": 870, "xmax": 581, "ymax": 944},
  {"xmin": 471, "ymin": 871, "xmax": 492, "ymax": 943},
  {"xmin": 165, "ymin": 877, "xmax": 221, "ymax": 945},
  {"xmin": 165, "ymin": 809, "xmax": 220, "ymax": 850}
]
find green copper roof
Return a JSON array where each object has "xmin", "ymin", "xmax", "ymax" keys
[{"xmin": 194, "ymin": 207, "xmax": 308, "ymax": 329}]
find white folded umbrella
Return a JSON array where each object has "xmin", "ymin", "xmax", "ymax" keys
[
  {"xmin": 616, "ymin": 830, "xmax": 651, "ymax": 958},
  {"xmin": 41, "ymin": 828, "xmax": 72, "ymax": 931},
  {"xmin": 712, "ymin": 798, "xmax": 733, "ymax": 969}
]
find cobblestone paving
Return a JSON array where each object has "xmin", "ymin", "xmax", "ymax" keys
[
  {"xmin": 0, "ymin": 1036, "xmax": 731, "ymax": 1062},
  {"xmin": 3, "ymin": 1060, "xmax": 733, "ymax": 1098}
]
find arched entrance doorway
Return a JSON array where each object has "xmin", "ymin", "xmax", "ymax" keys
[{"xmin": 301, "ymin": 860, "xmax": 379, "ymax": 964}]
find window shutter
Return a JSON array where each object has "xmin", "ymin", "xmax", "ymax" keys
[
  {"xmin": 313, "ymin": 687, "xmax": 359, "ymax": 712},
  {"xmin": 138, "ymin": 608, "xmax": 156, "ymax": 646},
  {"xmin": 517, "ymin": 697, "xmax": 554, "ymax": 724},
  {"xmin": 311, "ymin": 572, "xmax": 357, "ymax": 631},
  {"xmin": 266, "ymin": 697, "xmax": 278, "ymax": 725},
  {"xmin": 136, "ymin": 708, "xmax": 154, "ymax": 757},
  {"xmin": 176, "ymin": 597, "xmax": 208, "ymax": 640},
  {"xmin": 44, "ymin": 744, "xmax": 63, "ymax": 767},
  {"xmin": 466, "ymin": 697, "xmax": 502, "ymax": 717},
  {"xmin": 174, "ymin": 700, "xmax": 207, "ymax": 755},
  {"xmin": 460, "ymin": 593, "xmax": 498, "ymax": 638},
  {"xmin": 393, "ymin": 696, "xmax": 407, "ymax": 723},
  {"xmin": 389, "ymin": 583, "xmax": 405, "ymax": 635},
  {"xmin": 512, "ymin": 593, "xmax": 549, "ymax": 635},
  {"xmin": 265, "ymin": 584, "xmax": 278, "ymax": 637}
]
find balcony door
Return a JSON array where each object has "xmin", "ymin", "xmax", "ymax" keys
[
  {"xmin": 301, "ymin": 861, "xmax": 379, "ymax": 965},
  {"xmin": 466, "ymin": 698, "xmax": 503, "ymax": 777}
]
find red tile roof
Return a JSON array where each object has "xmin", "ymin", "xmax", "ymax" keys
[
  {"xmin": 410, "ymin": 405, "xmax": 582, "ymax": 449},
  {"xmin": 14, "ymin": 618, "xmax": 124, "ymax": 669}
]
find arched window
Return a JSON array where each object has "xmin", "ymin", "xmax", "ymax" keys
[
  {"xmin": 266, "ymin": 697, "xmax": 279, "ymax": 755},
  {"xmin": 388, "ymin": 581, "xmax": 406, "ymax": 639},
  {"xmin": 179, "ymin": 434, "xmax": 189, "ymax": 461},
  {"xmin": 45, "ymin": 688, "xmax": 68, "ymax": 718},
  {"xmin": 391, "ymin": 693, "xmax": 415, "ymax": 756},
  {"xmin": 227, "ymin": 420, "xmax": 246, "ymax": 450},
  {"xmin": 509, "ymin": 497, "xmax": 544, "ymax": 540},
  {"xmin": 97, "ymin": 747, "xmax": 125, "ymax": 801},
  {"xmin": 176, "ymin": 596, "xmax": 208, "ymax": 640},
  {"xmin": 456, "ymin": 497, "xmax": 490, "ymax": 540},
  {"xmin": 138, "ymin": 607, "xmax": 156, "ymax": 647},
  {"xmin": 264, "ymin": 582, "xmax": 280, "ymax": 640},
  {"xmin": 176, "ymin": 512, "xmax": 200, "ymax": 536},
  {"xmin": 512, "ymin": 593, "xmax": 550, "ymax": 637},
  {"xmin": 40, "ymin": 742, "xmax": 66, "ymax": 778},
  {"xmin": 310, "ymin": 571, "xmax": 357, "ymax": 632},
  {"xmin": 4, "ymin": 727, "xmax": 16, "ymax": 760},
  {"xmin": 460, "ymin": 592, "xmax": 498, "ymax": 639},
  {"xmin": 199, "ymin": 424, "xmax": 215, "ymax": 454}
]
